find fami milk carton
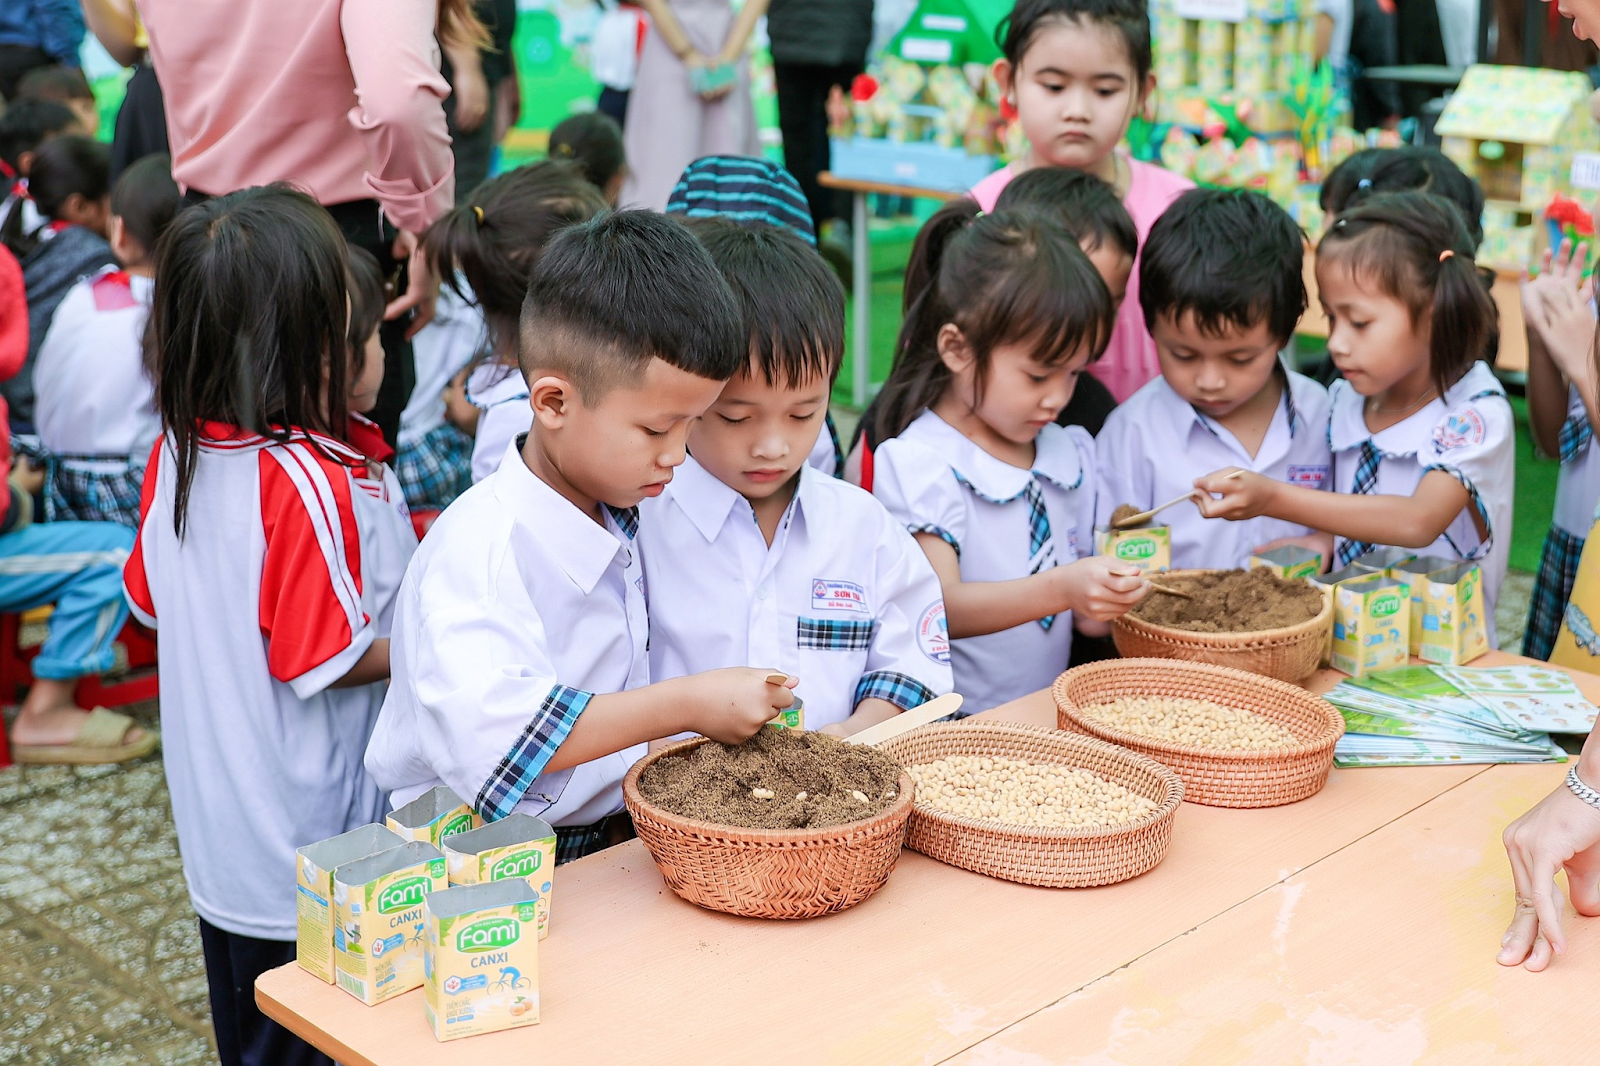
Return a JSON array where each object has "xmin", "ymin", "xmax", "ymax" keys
[
  {"xmin": 1249, "ymin": 545, "xmax": 1323, "ymax": 580},
  {"xmin": 386, "ymin": 786, "xmax": 478, "ymax": 848},
  {"xmin": 332, "ymin": 840, "xmax": 447, "ymax": 1004},
  {"xmin": 424, "ymin": 880, "xmax": 542, "ymax": 1041},
  {"xmin": 1392, "ymin": 556, "xmax": 1456, "ymax": 655},
  {"xmin": 1416, "ymin": 561, "xmax": 1490, "ymax": 665},
  {"xmin": 1330, "ymin": 574, "xmax": 1412, "ymax": 677},
  {"xmin": 1093, "ymin": 523, "xmax": 1172, "ymax": 575},
  {"xmin": 296, "ymin": 823, "xmax": 404, "ymax": 982},
  {"xmin": 443, "ymin": 813, "xmax": 558, "ymax": 939}
]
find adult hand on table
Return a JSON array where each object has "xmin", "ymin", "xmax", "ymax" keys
[
  {"xmin": 385, "ymin": 229, "xmax": 439, "ymax": 339},
  {"xmin": 1499, "ymin": 756, "xmax": 1600, "ymax": 971}
]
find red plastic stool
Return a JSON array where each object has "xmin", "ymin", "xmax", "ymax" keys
[{"xmin": 0, "ymin": 611, "xmax": 159, "ymax": 711}]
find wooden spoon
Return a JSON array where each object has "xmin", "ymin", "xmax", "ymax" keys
[
  {"xmin": 1110, "ymin": 470, "xmax": 1245, "ymax": 529},
  {"xmin": 846, "ymin": 692, "xmax": 966, "ymax": 747},
  {"xmin": 1145, "ymin": 581, "xmax": 1194, "ymax": 600}
]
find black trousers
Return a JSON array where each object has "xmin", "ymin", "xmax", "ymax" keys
[
  {"xmin": 773, "ymin": 61, "xmax": 861, "ymax": 232},
  {"xmin": 197, "ymin": 917, "xmax": 333, "ymax": 1066},
  {"xmin": 110, "ymin": 61, "xmax": 169, "ymax": 182}
]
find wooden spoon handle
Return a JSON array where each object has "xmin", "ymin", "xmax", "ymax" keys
[{"xmin": 846, "ymin": 692, "xmax": 965, "ymax": 746}]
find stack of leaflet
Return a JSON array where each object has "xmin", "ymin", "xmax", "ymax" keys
[{"xmin": 1324, "ymin": 665, "xmax": 1592, "ymax": 767}]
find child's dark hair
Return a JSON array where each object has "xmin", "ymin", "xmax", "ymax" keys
[
  {"xmin": 425, "ymin": 159, "xmax": 606, "ymax": 359},
  {"xmin": 994, "ymin": 166, "xmax": 1137, "ymax": 260},
  {"xmin": 1140, "ymin": 187, "xmax": 1307, "ymax": 345},
  {"xmin": 17, "ymin": 64, "xmax": 94, "ymax": 106},
  {"xmin": 0, "ymin": 98, "xmax": 77, "ymax": 175},
  {"xmin": 997, "ymin": 0, "xmax": 1151, "ymax": 83},
  {"xmin": 110, "ymin": 153, "xmax": 183, "ymax": 258},
  {"xmin": 873, "ymin": 206, "xmax": 1114, "ymax": 443},
  {"xmin": 345, "ymin": 245, "xmax": 386, "ymax": 359},
  {"xmin": 1321, "ymin": 146, "xmax": 1485, "ymax": 248},
  {"xmin": 150, "ymin": 186, "xmax": 351, "ymax": 536},
  {"xmin": 519, "ymin": 210, "xmax": 745, "ymax": 400},
  {"xmin": 686, "ymin": 217, "xmax": 845, "ymax": 386},
  {"xmin": 548, "ymin": 112, "xmax": 626, "ymax": 195},
  {"xmin": 1318, "ymin": 190, "xmax": 1495, "ymax": 399},
  {"xmin": 27, "ymin": 134, "xmax": 109, "ymax": 219}
]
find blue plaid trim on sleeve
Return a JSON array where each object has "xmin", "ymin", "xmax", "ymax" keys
[
  {"xmin": 475, "ymin": 684, "xmax": 594, "ymax": 822},
  {"xmin": 853, "ymin": 670, "xmax": 939, "ymax": 713},
  {"xmin": 1559, "ymin": 412, "xmax": 1593, "ymax": 464},
  {"xmin": 908, "ymin": 523, "xmax": 959, "ymax": 557},
  {"xmin": 797, "ymin": 617, "xmax": 876, "ymax": 650}
]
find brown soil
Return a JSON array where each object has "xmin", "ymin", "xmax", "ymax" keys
[
  {"xmin": 1130, "ymin": 567, "xmax": 1323, "ymax": 633},
  {"xmin": 637, "ymin": 727, "xmax": 904, "ymax": 829},
  {"xmin": 1110, "ymin": 503, "xmax": 1144, "ymax": 526}
]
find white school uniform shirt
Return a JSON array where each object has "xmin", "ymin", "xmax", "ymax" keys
[
  {"xmin": 1553, "ymin": 384, "xmax": 1600, "ymax": 537},
  {"xmin": 34, "ymin": 267, "xmax": 161, "ymax": 464},
  {"xmin": 365, "ymin": 439, "xmax": 649, "ymax": 827},
  {"xmin": 1327, "ymin": 360, "xmax": 1514, "ymax": 635},
  {"xmin": 639, "ymin": 456, "xmax": 952, "ymax": 730},
  {"xmin": 466, "ymin": 362, "xmax": 530, "ymax": 484},
  {"xmin": 873, "ymin": 410, "xmax": 1095, "ymax": 714},
  {"xmin": 399, "ymin": 284, "xmax": 484, "ymax": 448},
  {"xmin": 1096, "ymin": 368, "xmax": 1333, "ymax": 570},
  {"xmin": 123, "ymin": 425, "xmax": 416, "ymax": 941}
]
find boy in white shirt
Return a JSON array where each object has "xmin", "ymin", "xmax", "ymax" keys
[
  {"xmin": 641, "ymin": 220, "xmax": 951, "ymax": 735},
  {"xmin": 1097, "ymin": 188, "xmax": 1333, "ymax": 570},
  {"xmin": 365, "ymin": 211, "xmax": 798, "ymax": 862}
]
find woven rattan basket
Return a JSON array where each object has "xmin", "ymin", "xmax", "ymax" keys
[
  {"xmin": 876, "ymin": 721, "xmax": 1183, "ymax": 888},
  {"xmin": 1111, "ymin": 569, "xmax": 1333, "ymax": 682},
  {"xmin": 622, "ymin": 738, "xmax": 916, "ymax": 919},
  {"xmin": 1053, "ymin": 659, "xmax": 1344, "ymax": 808}
]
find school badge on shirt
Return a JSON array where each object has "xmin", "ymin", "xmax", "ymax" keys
[
  {"xmin": 917, "ymin": 602, "xmax": 950, "ymax": 664},
  {"xmin": 1286, "ymin": 464, "xmax": 1329, "ymax": 487},
  {"xmin": 812, "ymin": 579, "xmax": 869, "ymax": 615},
  {"xmin": 1434, "ymin": 409, "xmax": 1487, "ymax": 451}
]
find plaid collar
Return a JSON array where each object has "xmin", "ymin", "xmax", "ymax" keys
[{"xmin": 910, "ymin": 410, "xmax": 1085, "ymax": 500}]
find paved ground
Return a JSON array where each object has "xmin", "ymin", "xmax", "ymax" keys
[{"xmin": 0, "ymin": 570, "xmax": 1539, "ymax": 1065}]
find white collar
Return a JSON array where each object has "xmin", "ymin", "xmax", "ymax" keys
[
  {"xmin": 1329, "ymin": 361, "xmax": 1503, "ymax": 456},
  {"xmin": 490, "ymin": 440, "xmax": 632, "ymax": 594},
  {"xmin": 467, "ymin": 362, "xmax": 528, "ymax": 408},
  {"xmin": 906, "ymin": 410, "xmax": 1084, "ymax": 501},
  {"xmin": 667, "ymin": 454, "xmax": 817, "ymax": 543}
]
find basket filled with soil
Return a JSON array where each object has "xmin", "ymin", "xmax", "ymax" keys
[
  {"xmin": 1111, "ymin": 567, "xmax": 1332, "ymax": 682},
  {"xmin": 623, "ymin": 727, "xmax": 915, "ymax": 919},
  {"xmin": 1053, "ymin": 658, "xmax": 1344, "ymax": 807},
  {"xmin": 877, "ymin": 720, "xmax": 1183, "ymax": 888}
]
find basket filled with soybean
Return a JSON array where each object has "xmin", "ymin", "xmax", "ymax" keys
[
  {"xmin": 1052, "ymin": 658, "xmax": 1344, "ymax": 808},
  {"xmin": 877, "ymin": 720, "xmax": 1184, "ymax": 888}
]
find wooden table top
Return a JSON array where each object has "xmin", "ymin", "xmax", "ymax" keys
[
  {"xmin": 257, "ymin": 652, "xmax": 1596, "ymax": 1064},
  {"xmin": 818, "ymin": 170, "xmax": 964, "ymax": 202}
]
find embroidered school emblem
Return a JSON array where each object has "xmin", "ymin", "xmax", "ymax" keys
[
  {"xmin": 1433, "ymin": 409, "xmax": 1486, "ymax": 451},
  {"xmin": 917, "ymin": 602, "xmax": 950, "ymax": 664}
]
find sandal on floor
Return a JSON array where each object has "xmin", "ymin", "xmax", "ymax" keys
[{"xmin": 12, "ymin": 707, "xmax": 159, "ymax": 766}]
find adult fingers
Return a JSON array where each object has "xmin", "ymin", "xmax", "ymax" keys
[
  {"xmin": 1528, "ymin": 854, "xmax": 1569, "ymax": 958},
  {"xmin": 1566, "ymin": 848, "xmax": 1600, "ymax": 917},
  {"xmin": 1498, "ymin": 840, "xmax": 1539, "ymax": 965}
]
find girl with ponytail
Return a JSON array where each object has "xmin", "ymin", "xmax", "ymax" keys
[
  {"xmin": 868, "ymin": 205, "xmax": 1148, "ymax": 713},
  {"xmin": 1195, "ymin": 190, "xmax": 1514, "ymax": 639}
]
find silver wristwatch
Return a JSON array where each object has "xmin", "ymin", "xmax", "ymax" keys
[{"xmin": 1565, "ymin": 766, "xmax": 1600, "ymax": 812}]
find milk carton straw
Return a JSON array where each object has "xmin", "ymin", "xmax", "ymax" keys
[
  {"xmin": 1392, "ymin": 556, "xmax": 1458, "ymax": 654},
  {"xmin": 333, "ymin": 840, "xmax": 447, "ymax": 1005},
  {"xmin": 296, "ymin": 823, "xmax": 404, "ymax": 983},
  {"xmin": 1417, "ymin": 562, "xmax": 1490, "ymax": 666},
  {"xmin": 424, "ymin": 880, "xmax": 542, "ymax": 1041},
  {"xmin": 387, "ymin": 787, "xmax": 478, "ymax": 848},
  {"xmin": 443, "ymin": 813, "xmax": 558, "ymax": 939}
]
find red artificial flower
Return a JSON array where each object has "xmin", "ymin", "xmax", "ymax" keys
[{"xmin": 851, "ymin": 74, "xmax": 879, "ymax": 103}]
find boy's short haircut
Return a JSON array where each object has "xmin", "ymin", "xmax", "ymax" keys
[
  {"xmin": 685, "ymin": 216, "xmax": 845, "ymax": 387},
  {"xmin": 518, "ymin": 210, "xmax": 745, "ymax": 401},
  {"xmin": 17, "ymin": 64, "xmax": 94, "ymax": 104},
  {"xmin": 994, "ymin": 167, "xmax": 1137, "ymax": 261},
  {"xmin": 110, "ymin": 153, "xmax": 184, "ymax": 254},
  {"xmin": 0, "ymin": 98, "xmax": 77, "ymax": 171},
  {"xmin": 1139, "ymin": 187, "xmax": 1307, "ymax": 345},
  {"xmin": 345, "ymin": 244, "xmax": 386, "ymax": 356}
]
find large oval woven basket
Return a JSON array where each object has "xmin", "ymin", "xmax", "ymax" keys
[
  {"xmin": 622, "ymin": 737, "xmax": 916, "ymax": 919},
  {"xmin": 1052, "ymin": 659, "xmax": 1344, "ymax": 808},
  {"xmin": 877, "ymin": 720, "xmax": 1183, "ymax": 888},
  {"xmin": 1111, "ymin": 568, "xmax": 1333, "ymax": 682}
]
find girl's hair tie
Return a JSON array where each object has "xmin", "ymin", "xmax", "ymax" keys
[
  {"xmin": 555, "ymin": 143, "xmax": 575, "ymax": 158},
  {"xmin": 472, "ymin": 205, "xmax": 485, "ymax": 227},
  {"xmin": 1357, "ymin": 177, "xmax": 1373, "ymax": 190},
  {"xmin": 1438, "ymin": 249, "xmax": 1455, "ymax": 262}
]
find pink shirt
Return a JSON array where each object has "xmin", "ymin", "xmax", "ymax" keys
[
  {"xmin": 140, "ymin": 0, "xmax": 454, "ymax": 234},
  {"xmin": 970, "ymin": 158, "xmax": 1193, "ymax": 403}
]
